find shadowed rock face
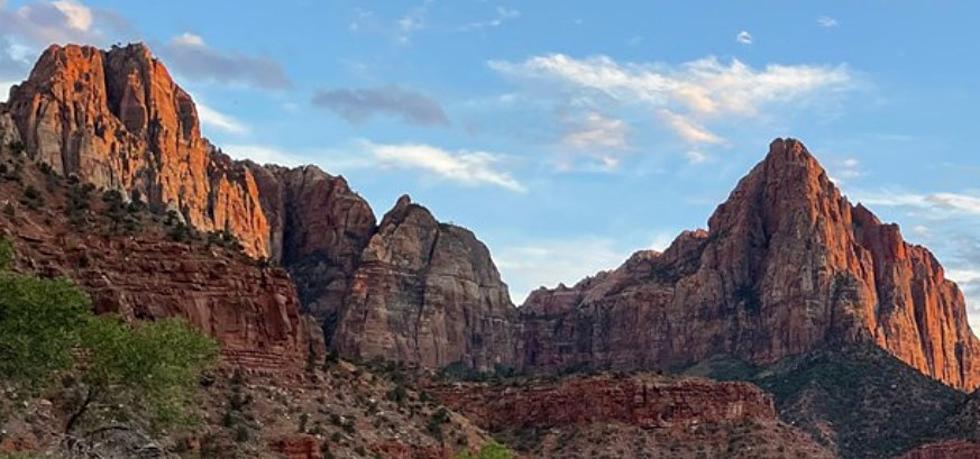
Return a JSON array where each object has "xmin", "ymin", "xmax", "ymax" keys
[
  {"xmin": 521, "ymin": 138, "xmax": 980, "ymax": 390},
  {"xmin": 6, "ymin": 44, "xmax": 271, "ymax": 257},
  {"xmin": 246, "ymin": 163, "xmax": 376, "ymax": 338},
  {"xmin": 333, "ymin": 195, "xmax": 521, "ymax": 371}
]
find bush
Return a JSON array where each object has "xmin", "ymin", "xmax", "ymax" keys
[
  {"xmin": 0, "ymin": 269, "xmax": 90, "ymax": 390},
  {"xmin": 76, "ymin": 316, "xmax": 219, "ymax": 429},
  {"xmin": 454, "ymin": 441, "xmax": 514, "ymax": 459}
]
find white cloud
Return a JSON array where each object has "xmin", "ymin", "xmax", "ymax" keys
[
  {"xmin": 818, "ymin": 16, "xmax": 839, "ymax": 28},
  {"xmin": 489, "ymin": 54, "xmax": 854, "ymax": 151},
  {"xmin": 396, "ymin": 0, "xmax": 434, "ymax": 44},
  {"xmin": 659, "ymin": 109, "xmax": 723, "ymax": 145},
  {"xmin": 458, "ymin": 6, "xmax": 521, "ymax": 32},
  {"xmin": 363, "ymin": 141, "xmax": 526, "ymax": 192},
  {"xmin": 495, "ymin": 237, "xmax": 633, "ymax": 304},
  {"xmin": 490, "ymin": 54, "xmax": 853, "ymax": 117},
  {"xmin": 736, "ymin": 30, "xmax": 753, "ymax": 44},
  {"xmin": 171, "ymin": 32, "xmax": 204, "ymax": 47},
  {"xmin": 52, "ymin": 0, "xmax": 92, "ymax": 31},
  {"xmin": 0, "ymin": 80, "xmax": 15, "ymax": 103},
  {"xmin": 197, "ymin": 103, "xmax": 249, "ymax": 135},
  {"xmin": 223, "ymin": 144, "xmax": 307, "ymax": 167},
  {"xmin": 562, "ymin": 112, "xmax": 629, "ymax": 151},
  {"xmin": 854, "ymin": 190, "xmax": 980, "ymax": 216}
]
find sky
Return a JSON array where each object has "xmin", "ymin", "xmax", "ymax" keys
[{"xmin": 3, "ymin": 1, "xmax": 980, "ymax": 327}]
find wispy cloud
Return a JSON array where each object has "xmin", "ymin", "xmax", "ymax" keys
[
  {"xmin": 396, "ymin": 0, "xmax": 434, "ymax": 44},
  {"xmin": 817, "ymin": 16, "xmax": 839, "ymax": 28},
  {"xmin": 489, "ymin": 54, "xmax": 854, "ymax": 152},
  {"xmin": 312, "ymin": 86, "xmax": 449, "ymax": 126},
  {"xmin": 562, "ymin": 112, "xmax": 628, "ymax": 150},
  {"xmin": 161, "ymin": 32, "xmax": 291, "ymax": 89},
  {"xmin": 458, "ymin": 6, "xmax": 521, "ymax": 32},
  {"xmin": 685, "ymin": 150, "xmax": 710, "ymax": 164},
  {"xmin": 736, "ymin": 30, "xmax": 753, "ymax": 45},
  {"xmin": 495, "ymin": 237, "xmax": 633, "ymax": 304},
  {"xmin": 197, "ymin": 103, "xmax": 249, "ymax": 135},
  {"xmin": 854, "ymin": 190, "xmax": 980, "ymax": 216},
  {"xmin": 362, "ymin": 141, "xmax": 525, "ymax": 192},
  {"xmin": 658, "ymin": 109, "xmax": 723, "ymax": 145},
  {"xmin": 223, "ymin": 144, "xmax": 308, "ymax": 167}
]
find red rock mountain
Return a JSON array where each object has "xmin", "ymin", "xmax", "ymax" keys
[
  {"xmin": 521, "ymin": 139, "xmax": 980, "ymax": 389},
  {"xmin": 3, "ymin": 43, "xmax": 979, "ymax": 392}
]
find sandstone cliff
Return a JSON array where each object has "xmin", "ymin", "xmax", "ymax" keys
[
  {"xmin": 521, "ymin": 139, "xmax": 980, "ymax": 390},
  {"xmin": 6, "ymin": 43, "xmax": 271, "ymax": 257},
  {"xmin": 333, "ymin": 195, "xmax": 520, "ymax": 370}
]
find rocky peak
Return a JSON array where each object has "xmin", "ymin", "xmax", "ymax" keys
[
  {"xmin": 333, "ymin": 196, "xmax": 520, "ymax": 370},
  {"xmin": 6, "ymin": 43, "xmax": 270, "ymax": 257},
  {"xmin": 521, "ymin": 138, "xmax": 980, "ymax": 390}
]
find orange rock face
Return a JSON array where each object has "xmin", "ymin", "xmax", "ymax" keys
[
  {"xmin": 6, "ymin": 44, "xmax": 270, "ymax": 257},
  {"xmin": 521, "ymin": 139, "xmax": 980, "ymax": 390}
]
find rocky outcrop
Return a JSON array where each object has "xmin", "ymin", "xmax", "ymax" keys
[
  {"xmin": 431, "ymin": 373, "xmax": 833, "ymax": 458},
  {"xmin": 521, "ymin": 138, "xmax": 980, "ymax": 390},
  {"xmin": 333, "ymin": 195, "xmax": 520, "ymax": 370},
  {"xmin": 6, "ymin": 43, "xmax": 270, "ymax": 257}
]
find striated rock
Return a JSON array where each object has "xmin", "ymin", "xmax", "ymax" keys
[
  {"xmin": 431, "ymin": 373, "xmax": 833, "ymax": 458},
  {"xmin": 6, "ymin": 43, "xmax": 270, "ymax": 257},
  {"xmin": 246, "ymin": 163, "xmax": 376, "ymax": 336},
  {"xmin": 334, "ymin": 195, "xmax": 520, "ymax": 370},
  {"xmin": 894, "ymin": 440, "xmax": 980, "ymax": 459},
  {"xmin": 269, "ymin": 435, "xmax": 322, "ymax": 459},
  {"xmin": 0, "ymin": 151, "xmax": 322, "ymax": 371},
  {"xmin": 521, "ymin": 138, "xmax": 980, "ymax": 390}
]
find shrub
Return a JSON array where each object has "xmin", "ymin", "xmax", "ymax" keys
[{"xmin": 454, "ymin": 441, "xmax": 514, "ymax": 459}]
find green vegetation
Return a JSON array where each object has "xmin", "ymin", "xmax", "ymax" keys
[
  {"xmin": 438, "ymin": 361, "xmax": 519, "ymax": 382},
  {"xmin": 454, "ymin": 441, "xmax": 514, "ymax": 459},
  {"xmin": 0, "ymin": 237, "xmax": 218, "ymax": 433}
]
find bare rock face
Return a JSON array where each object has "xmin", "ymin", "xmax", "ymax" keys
[
  {"xmin": 6, "ymin": 44, "xmax": 270, "ymax": 257},
  {"xmin": 246, "ymin": 163, "xmax": 376, "ymax": 337},
  {"xmin": 522, "ymin": 138, "xmax": 980, "ymax": 390},
  {"xmin": 334, "ymin": 195, "xmax": 520, "ymax": 370},
  {"xmin": 431, "ymin": 373, "xmax": 833, "ymax": 458}
]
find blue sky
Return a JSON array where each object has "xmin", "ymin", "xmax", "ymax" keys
[{"xmin": 3, "ymin": 1, "xmax": 980, "ymax": 326}]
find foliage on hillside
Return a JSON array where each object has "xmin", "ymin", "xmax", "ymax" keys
[{"xmin": 684, "ymin": 344, "xmax": 967, "ymax": 459}]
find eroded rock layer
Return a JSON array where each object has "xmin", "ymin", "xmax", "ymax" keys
[{"xmin": 431, "ymin": 373, "xmax": 833, "ymax": 458}]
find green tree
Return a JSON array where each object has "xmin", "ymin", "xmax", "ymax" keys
[
  {"xmin": 0, "ymin": 271, "xmax": 91, "ymax": 391},
  {"xmin": 455, "ymin": 441, "xmax": 513, "ymax": 459},
  {"xmin": 68, "ymin": 316, "xmax": 219, "ymax": 431}
]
